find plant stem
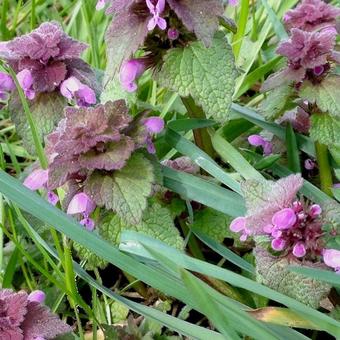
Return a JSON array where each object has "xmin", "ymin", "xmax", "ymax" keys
[
  {"xmin": 178, "ymin": 218, "xmax": 204, "ymax": 260},
  {"xmin": 181, "ymin": 96, "xmax": 215, "ymax": 158},
  {"xmin": 4, "ymin": 65, "xmax": 48, "ymax": 169},
  {"xmin": 315, "ymin": 141, "xmax": 333, "ymax": 196}
]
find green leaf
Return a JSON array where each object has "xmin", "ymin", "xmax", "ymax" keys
[
  {"xmin": 9, "ymin": 92, "xmax": 66, "ymax": 155},
  {"xmin": 259, "ymin": 85, "xmax": 294, "ymax": 120},
  {"xmin": 310, "ymin": 113, "xmax": 340, "ymax": 146},
  {"xmin": 75, "ymin": 202, "xmax": 184, "ymax": 269},
  {"xmin": 289, "ymin": 267, "xmax": 340, "ymax": 287},
  {"xmin": 111, "ymin": 301, "xmax": 129, "ymax": 323},
  {"xmin": 300, "ymin": 76, "xmax": 340, "ymax": 117},
  {"xmin": 285, "ymin": 123, "xmax": 301, "ymax": 173},
  {"xmin": 84, "ymin": 153, "xmax": 155, "ymax": 224},
  {"xmin": 192, "ymin": 208, "xmax": 231, "ymax": 243},
  {"xmin": 255, "ymin": 247, "xmax": 331, "ymax": 309},
  {"xmin": 157, "ymin": 34, "xmax": 236, "ymax": 122}
]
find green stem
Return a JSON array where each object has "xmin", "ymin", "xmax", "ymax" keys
[
  {"xmin": 181, "ymin": 96, "xmax": 215, "ymax": 158},
  {"xmin": 178, "ymin": 218, "xmax": 204, "ymax": 260},
  {"xmin": 315, "ymin": 141, "xmax": 333, "ymax": 197},
  {"xmin": 4, "ymin": 65, "xmax": 48, "ymax": 169},
  {"xmin": 123, "ymin": 272, "xmax": 148, "ymax": 298}
]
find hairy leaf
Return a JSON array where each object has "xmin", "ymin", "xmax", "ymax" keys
[
  {"xmin": 84, "ymin": 153, "xmax": 155, "ymax": 224},
  {"xmin": 310, "ymin": 113, "xmax": 340, "ymax": 146},
  {"xmin": 9, "ymin": 92, "xmax": 66, "ymax": 155},
  {"xmin": 156, "ymin": 34, "xmax": 236, "ymax": 122},
  {"xmin": 167, "ymin": 0, "xmax": 224, "ymax": 46},
  {"xmin": 255, "ymin": 247, "xmax": 331, "ymax": 309},
  {"xmin": 192, "ymin": 208, "xmax": 231, "ymax": 243},
  {"xmin": 300, "ymin": 76, "xmax": 340, "ymax": 117}
]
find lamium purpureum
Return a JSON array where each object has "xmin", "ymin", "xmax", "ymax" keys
[{"xmin": 0, "ymin": 22, "xmax": 97, "ymax": 106}]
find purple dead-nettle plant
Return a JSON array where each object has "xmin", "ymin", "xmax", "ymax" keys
[
  {"xmin": 276, "ymin": 107, "xmax": 311, "ymax": 134},
  {"xmin": 0, "ymin": 71, "xmax": 15, "ymax": 102},
  {"xmin": 263, "ymin": 27, "xmax": 339, "ymax": 91},
  {"xmin": 45, "ymin": 100, "xmax": 164, "ymax": 225},
  {"xmin": 0, "ymin": 21, "xmax": 97, "ymax": 105},
  {"xmin": 247, "ymin": 134, "xmax": 273, "ymax": 156},
  {"xmin": 0, "ymin": 289, "xmax": 71, "ymax": 339},
  {"xmin": 284, "ymin": 0, "xmax": 340, "ymax": 32},
  {"xmin": 105, "ymin": 0, "xmax": 226, "ymax": 89},
  {"xmin": 230, "ymin": 175, "xmax": 340, "ymax": 306},
  {"xmin": 230, "ymin": 174, "xmax": 339, "ymax": 268}
]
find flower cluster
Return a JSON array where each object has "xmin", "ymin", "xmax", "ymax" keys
[
  {"xmin": 230, "ymin": 175, "xmax": 340, "ymax": 273},
  {"xmin": 0, "ymin": 22, "xmax": 96, "ymax": 106},
  {"xmin": 0, "ymin": 288, "xmax": 71, "ymax": 339},
  {"xmin": 284, "ymin": 0, "xmax": 340, "ymax": 32},
  {"xmin": 263, "ymin": 0, "xmax": 340, "ymax": 91}
]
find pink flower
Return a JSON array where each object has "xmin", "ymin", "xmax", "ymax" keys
[
  {"xmin": 120, "ymin": 59, "xmax": 146, "ymax": 92},
  {"xmin": 323, "ymin": 249, "xmax": 340, "ymax": 273},
  {"xmin": 309, "ymin": 204, "xmax": 322, "ymax": 218},
  {"xmin": 28, "ymin": 291, "xmax": 45, "ymax": 304},
  {"xmin": 272, "ymin": 208, "xmax": 297, "ymax": 229},
  {"xmin": 146, "ymin": 0, "xmax": 167, "ymax": 31},
  {"xmin": 293, "ymin": 242, "xmax": 307, "ymax": 258},
  {"xmin": 96, "ymin": 0, "xmax": 107, "ymax": 10},
  {"xmin": 16, "ymin": 69, "xmax": 35, "ymax": 100},
  {"xmin": 67, "ymin": 192, "xmax": 95, "ymax": 215},
  {"xmin": 271, "ymin": 238, "xmax": 286, "ymax": 251},
  {"xmin": 248, "ymin": 134, "xmax": 273, "ymax": 156},
  {"xmin": 228, "ymin": 0, "xmax": 239, "ymax": 6},
  {"xmin": 230, "ymin": 216, "xmax": 252, "ymax": 241},
  {"xmin": 23, "ymin": 169, "xmax": 49, "ymax": 191},
  {"xmin": 143, "ymin": 117, "xmax": 165, "ymax": 134},
  {"xmin": 0, "ymin": 72, "xmax": 14, "ymax": 101},
  {"xmin": 47, "ymin": 191, "xmax": 59, "ymax": 206},
  {"xmin": 304, "ymin": 159, "xmax": 315, "ymax": 170},
  {"xmin": 60, "ymin": 76, "xmax": 96, "ymax": 106},
  {"xmin": 80, "ymin": 217, "xmax": 95, "ymax": 231},
  {"xmin": 334, "ymin": 183, "xmax": 340, "ymax": 189},
  {"xmin": 167, "ymin": 28, "xmax": 179, "ymax": 40}
]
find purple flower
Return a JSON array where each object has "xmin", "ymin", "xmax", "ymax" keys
[
  {"xmin": 334, "ymin": 183, "xmax": 340, "ymax": 189},
  {"xmin": 304, "ymin": 159, "xmax": 316, "ymax": 170},
  {"xmin": 60, "ymin": 76, "xmax": 96, "ymax": 106},
  {"xmin": 228, "ymin": 0, "xmax": 239, "ymax": 6},
  {"xmin": 23, "ymin": 169, "xmax": 49, "ymax": 191},
  {"xmin": 293, "ymin": 242, "xmax": 307, "ymax": 258},
  {"xmin": 143, "ymin": 117, "xmax": 165, "ymax": 134},
  {"xmin": 323, "ymin": 249, "xmax": 340, "ymax": 273},
  {"xmin": 284, "ymin": 0, "xmax": 340, "ymax": 32},
  {"xmin": 309, "ymin": 204, "xmax": 322, "ymax": 218},
  {"xmin": 80, "ymin": 216, "xmax": 95, "ymax": 231},
  {"xmin": 248, "ymin": 134, "xmax": 273, "ymax": 156},
  {"xmin": 0, "ymin": 289, "xmax": 71, "ymax": 339},
  {"xmin": 272, "ymin": 208, "xmax": 297, "ymax": 229},
  {"xmin": 28, "ymin": 291, "xmax": 45, "ymax": 304},
  {"xmin": 0, "ymin": 71, "xmax": 15, "ymax": 101},
  {"xmin": 47, "ymin": 191, "xmax": 59, "ymax": 206},
  {"xmin": 17, "ymin": 69, "xmax": 35, "ymax": 100},
  {"xmin": 120, "ymin": 59, "xmax": 146, "ymax": 92},
  {"xmin": 67, "ymin": 192, "xmax": 95, "ymax": 215},
  {"xmin": 96, "ymin": 0, "xmax": 107, "ymax": 10},
  {"xmin": 230, "ymin": 216, "xmax": 252, "ymax": 241},
  {"xmin": 146, "ymin": 0, "xmax": 167, "ymax": 31},
  {"xmin": 271, "ymin": 238, "xmax": 286, "ymax": 251},
  {"xmin": 0, "ymin": 22, "xmax": 96, "ymax": 97},
  {"xmin": 167, "ymin": 28, "xmax": 179, "ymax": 40}
]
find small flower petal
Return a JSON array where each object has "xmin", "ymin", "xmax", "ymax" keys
[
  {"xmin": 292, "ymin": 242, "xmax": 306, "ymax": 258},
  {"xmin": 248, "ymin": 134, "xmax": 265, "ymax": 147},
  {"xmin": 272, "ymin": 208, "xmax": 297, "ymax": 229},
  {"xmin": 271, "ymin": 238, "xmax": 286, "ymax": 251},
  {"xmin": 24, "ymin": 169, "xmax": 49, "ymax": 191},
  {"xmin": 323, "ymin": 249, "xmax": 340, "ymax": 270},
  {"xmin": 309, "ymin": 204, "xmax": 322, "ymax": 218},
  {"xmin": 47, "ymin": 191, "xmax": 59, "ymax": 206},
  {"xmin": 230, "ymin": 216, "xmax": 246, "ymax": 233},
  {"xmin": 28, "ymin": 290, "xmax": 46, "ymax": 304},
  {"xmin": 144, "ymin": 117, "xmax": 164, "ymax": 134},
  {"xmin": 67, "ymin": 193, "xmax": 95, "ymax": 215}
]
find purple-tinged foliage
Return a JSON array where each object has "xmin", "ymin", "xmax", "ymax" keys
[
  {"xmin": 277, "ymin": 107, "xmax": 311, "ymax": 134},
  {"xmin": 263, "ymin": 28, "xmax": 338, "ymax": 91},
  {"xmin": 0, "ymin": 22, "xmax": 96, "ymax": 98},
  {"xmin": 0, "ymin": 289, "xmax": 71, "ymax": 340},
  {"xmin": 162, "ymin": 156, "xmax": 200, "ymax": 174},
  {"xmin": 104, "ymin": 0, "xmax": 225, "ymax": 80},
  {"xmin": 284, "ymin": 0, "xmax": 340, "ymax": 32},
  {"xmin": 46, "ymin": 100, "xmax": 150, "ymax": 190}
]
